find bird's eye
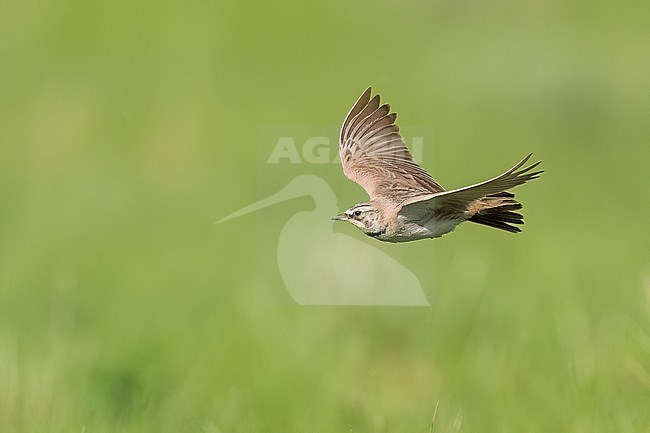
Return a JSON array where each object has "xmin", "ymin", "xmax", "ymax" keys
[{"xmin": 353, "ymin": 210, "xmax": 362, "ymax": 217}]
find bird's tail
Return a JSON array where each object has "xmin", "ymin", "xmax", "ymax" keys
[{"xmin": 468, "ymin": 192, "xmax": 524, "ymax": 233}]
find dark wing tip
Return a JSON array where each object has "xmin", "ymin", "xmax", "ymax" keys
[
  {"xmin": 354, "ymin": 87, "xmax": 373, "ymax": 109},
  {"xmin": 341, "ymin": 87, "xmax": 375, "ymax": 143}
]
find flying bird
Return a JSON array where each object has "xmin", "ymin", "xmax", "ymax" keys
[{"xmin": 332, "ymin": 87, "xmax": 542, "ymax": 242}]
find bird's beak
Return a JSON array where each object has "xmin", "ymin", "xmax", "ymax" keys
[{"xmin": 331, "ymin": 213, "xmax": 347, "ymax": 221}]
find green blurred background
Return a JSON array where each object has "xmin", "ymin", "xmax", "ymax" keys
[{"xmin": 1, "ymin": 0, "xmax": 649, "ymax": 432}]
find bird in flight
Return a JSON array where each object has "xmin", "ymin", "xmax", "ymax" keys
[{"xmin": 332, "ymin": 87, "xmax": 542, "ymax": 242}]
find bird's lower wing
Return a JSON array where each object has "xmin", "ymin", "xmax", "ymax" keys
[{"xmin": 398, "ymin": 153, "xmax": 542, "ymax": 220}]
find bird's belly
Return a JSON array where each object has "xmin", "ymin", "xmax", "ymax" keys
[
  {"xmin": 426, "ymin": 217, "xmax": 464, "ymax": 237},
  {"xmin": 384, "ymin": 215, "xmax": 465, "ymax": 242}
]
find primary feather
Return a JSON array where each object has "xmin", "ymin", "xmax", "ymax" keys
[{"xmin": 339, "ymin": 87, "xmax": 444, "ymax": 204}]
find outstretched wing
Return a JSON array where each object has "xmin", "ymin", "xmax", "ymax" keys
[
  {"xmin": 399, "ymin": 153, "xmax": 542, "ymax": 219},
  {"xmin": 339, "ymin": 87, "xmax": 443, "ymax": 203}
]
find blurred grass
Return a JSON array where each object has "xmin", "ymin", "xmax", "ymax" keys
[{"xmin": 1, "ymin": 0, "xmax": 650, "ymax": 432}]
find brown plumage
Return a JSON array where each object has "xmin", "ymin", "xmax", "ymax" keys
[
  {"xmin": 468, "ymin": 192, "xmax": 524, "ymax": 233},
  {"xmin": 332, "ymin": 87, "xmax": 542, "ymax": 242}
]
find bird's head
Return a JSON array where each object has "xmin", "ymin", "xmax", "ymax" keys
[{"xmin": 332, "ymin": 203, "xmax": 384, "ymax": 236}]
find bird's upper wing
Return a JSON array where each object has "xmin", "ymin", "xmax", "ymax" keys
[
  {"xmin": 398, "ymin": 153, "xmax": 542, "ymax": 220},
  {"xmin": 339, "ymin": 87, "xmax": 444, "ymax": 203}
]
